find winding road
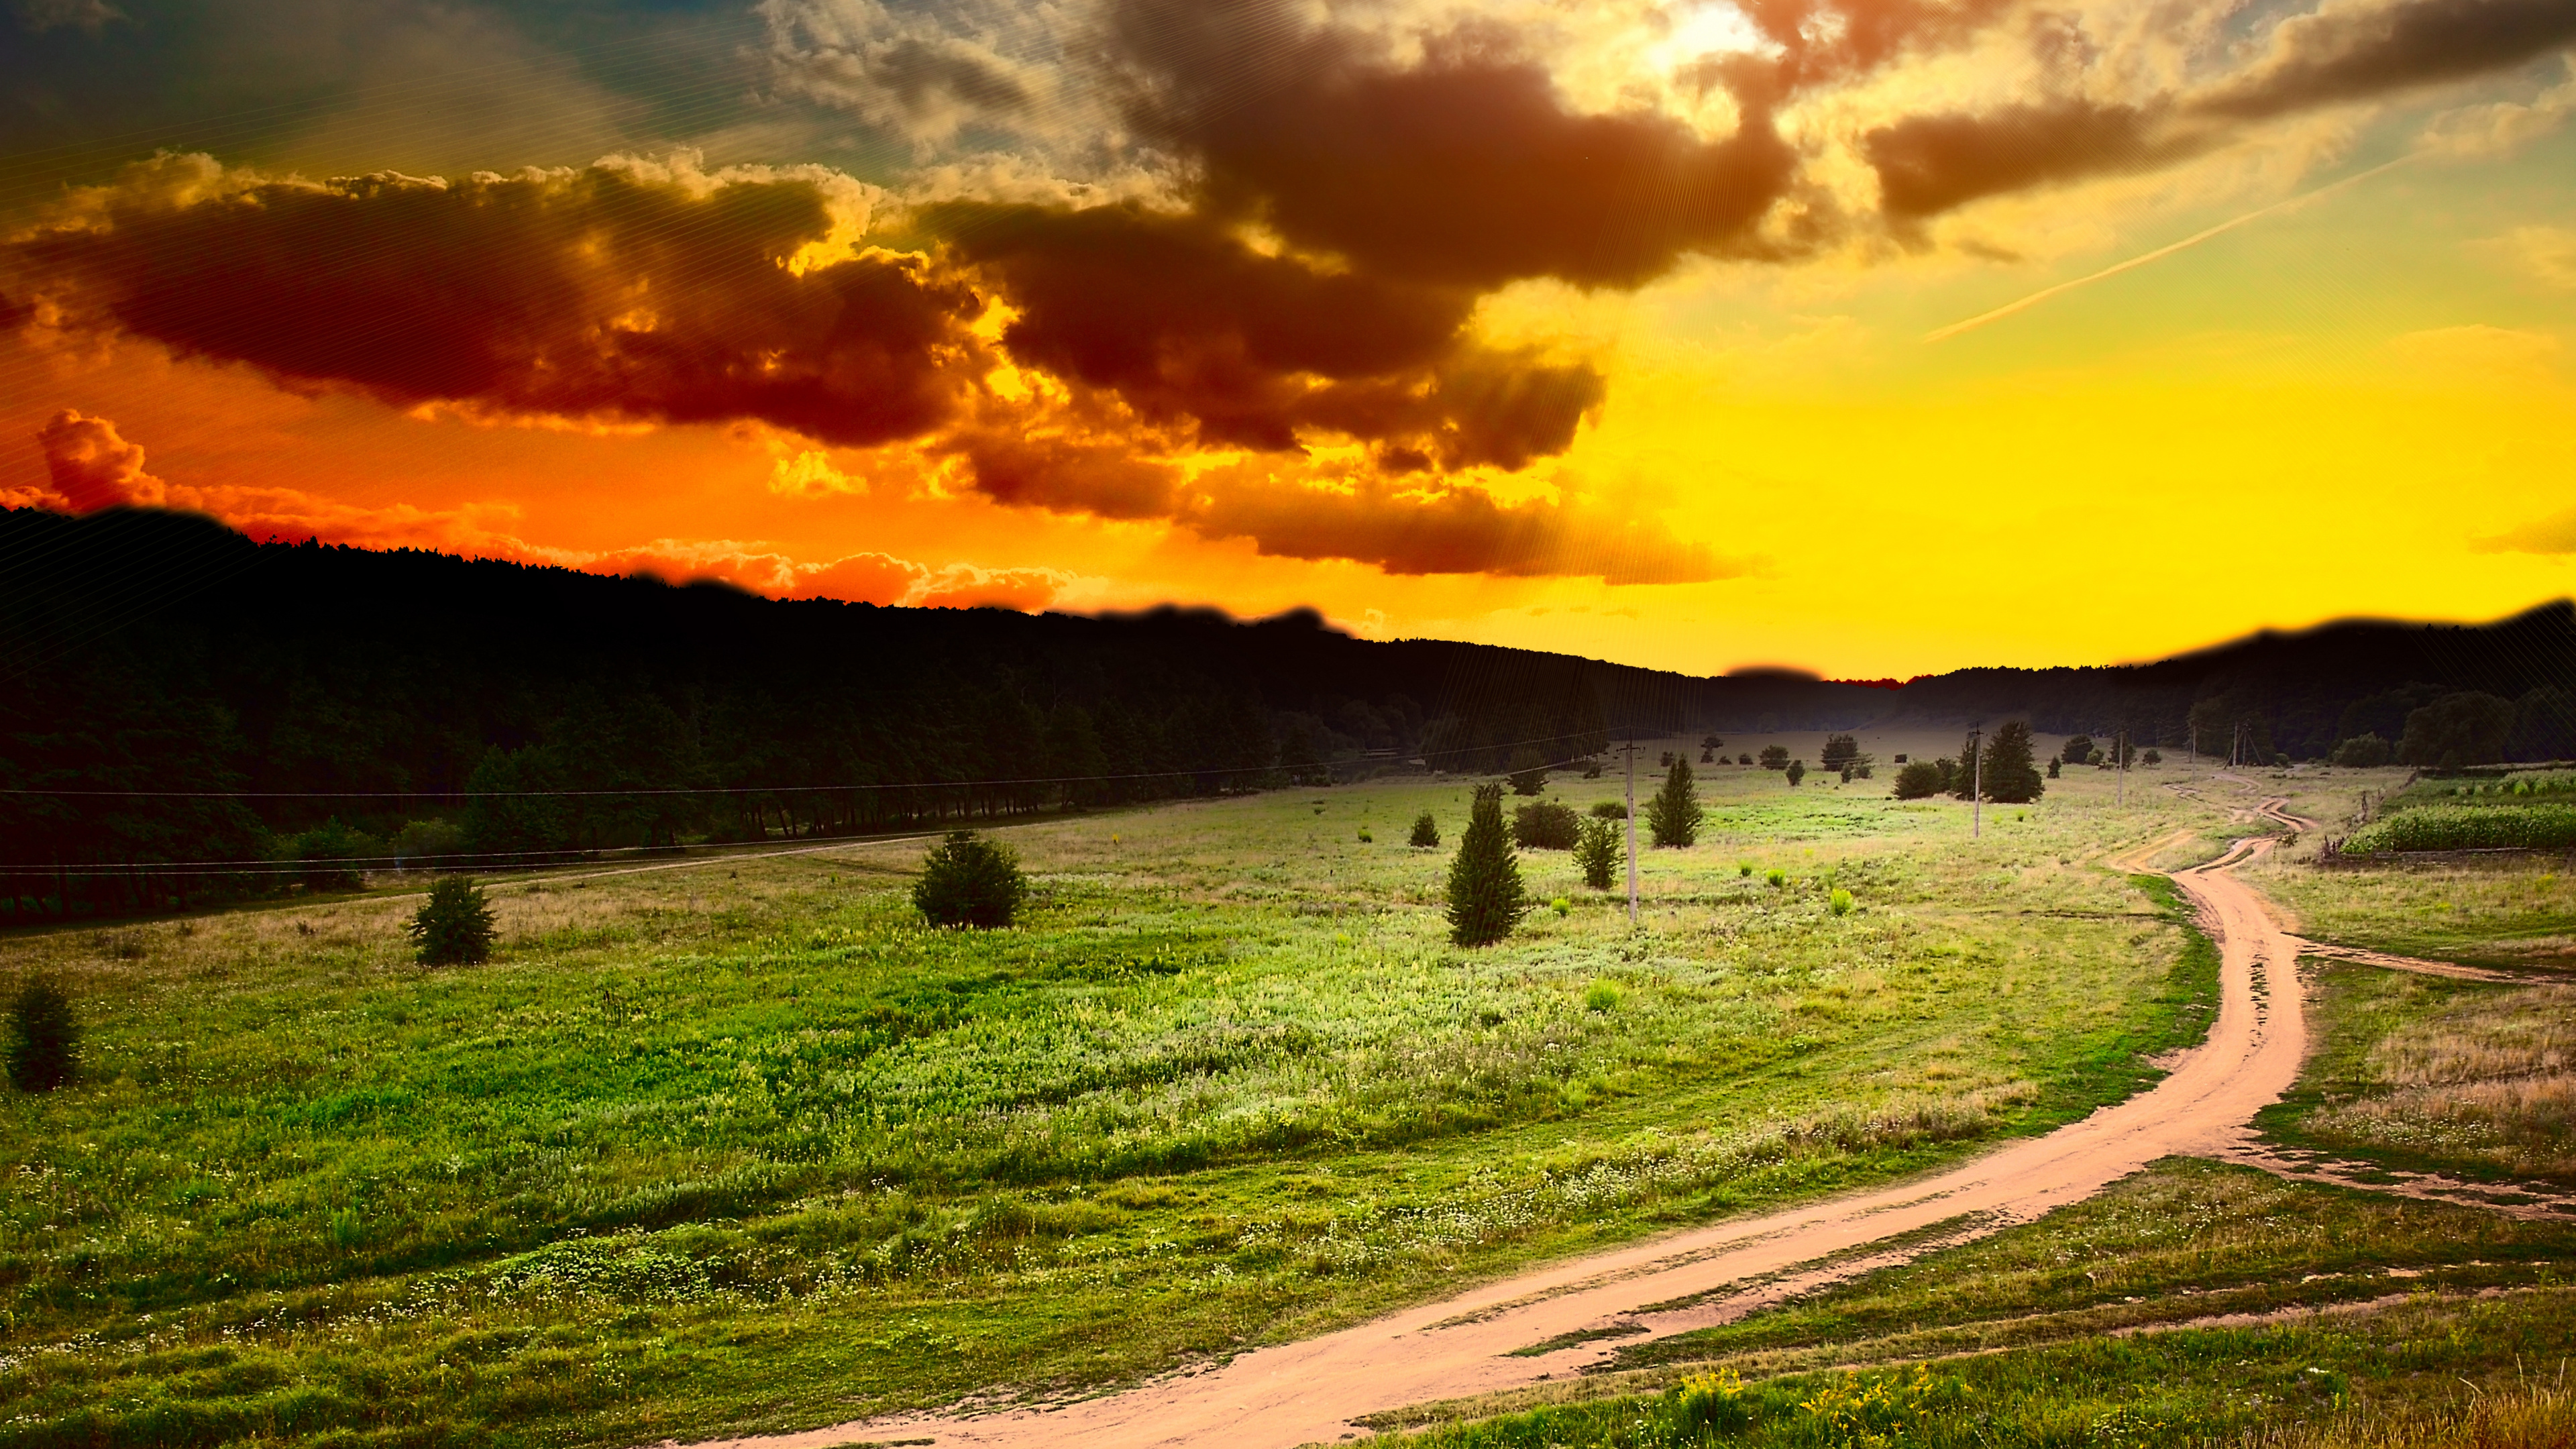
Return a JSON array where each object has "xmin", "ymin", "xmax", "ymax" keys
[{"xmin": 686, "ymin": 791, "xmax": 2328, "ymax": 1449}]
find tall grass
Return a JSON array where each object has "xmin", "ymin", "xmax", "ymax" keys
[{"xmin": 2342, "ymin": 804, "xmax": 2576, "ymax": 854}]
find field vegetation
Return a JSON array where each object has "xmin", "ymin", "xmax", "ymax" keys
[{"xmin": 0, "ymin": 753, "xmax": 2231, "ymax": 1447}]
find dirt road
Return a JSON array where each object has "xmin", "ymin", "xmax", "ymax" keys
[{"xmin": 686, "ymin": 808, "xmax": 2317, "ymax": 1449}]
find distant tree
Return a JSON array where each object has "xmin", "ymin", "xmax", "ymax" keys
[
  {"xmin": 1820, "ymin": 735, "xmax": 1860, "ymax": 771},
  {"xmin": 2398, "ymin": 692, "xmax": 2517, "ymax": 769},
  {"xmin": 1980, "ymin": 721, "xmax": 2046, "ymax": 803},
  {"xmin": 6, "ymin": 978, "xmax": 76, "ymax": 1093},
  {"xmin": 1702, "ymin": 734, "xmax": 1725, "ymax": 750},
  {"xmin": 1759, "ymin": 745, "xmax": 1790, "ymax": 770},
  {"xmin": 2142, "ymin": 749, "xmax": 2161, "ymax": 766},
  {"xmin": 1660, "ymin": 751, "xmax": 1676, "ymax": 768},
  {"xmin": 2047, "ymin": 757, "xmax": 2061, "ymax": 779},
  {"xmin": 1700, "ymin": 748, "xmax": 1715, "ymax": 763},
  {"xmin": 1648, "ymin": 759, "xmax": 1702, "ymax": 847},
  {"xmin": 1582, "ymin": 759, "xmax": 1605, "ymax": 779},
  {"xmin": 1447, "ymin": 784, "xmax": 1529, "ymax": 947},
  {"xmin": 1950, "ymin": 735, "xmax": 1982, "ymax": 800},
  {"xmin": 1409, "ymin": 811, "xmax": 1441, "ymax": 848},
  {"xmin": 1279, "ymin": 718, "xmax": 1332, "ymax": 788},
  {"xmin": 292, "ymin": 818, "xmax": 378, "ymax": 893},
  {"xmin": 1512, "ymin": 800, "xmax": 1582, "ymax": 850},
  {"xmin": 2061, "ymin": 734, "xmax": 2094, "ymax": 767},
  {"xmin": 2330, "ymin": 733, "xmax": 2392, "ymax": 768},
  {"xmin": 409, "ymin": 875, "xmax": 498, "ymax": 965},
  {"xmin": 914, "ymin": 831, "xmax": 1028, "ymax": 928},
  {"xmin": 2087, "ymin": 749, "xmax": 2105, "ymax": 767},
  {"xmin": 1589, "ymin": 800, "xmax": 1628, "ymax": 819},
  {"xmin": 1506, "ymin": 746, "xmax": 1550, "ymax": 796},
  {"xmin": 1892, "ymin": 761, "xmax": 1944, "ymax": 799},
  {"xmin": 1933, "ymin": 757, "xmax": 1958, "ymax": 793},
  {"xmin": 1737, "ymin": 753, "xmax": 1753, "ymax": 766},
  {"xmin": 2508, "ymin": 686, "xmax": 2573, "ymax": 761},
  {"xmin": 1574, "ymin": 817, "xmax": 1620, "ymax": 890},
  {"xmin": 1786, "ymin": 759, "xmax": 1807, "ymax": 787}
]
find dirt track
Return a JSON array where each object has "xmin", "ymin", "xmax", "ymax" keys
[{"xmin": 682, "ymin": 796, "xmax": 2320, "ymax": 1449}]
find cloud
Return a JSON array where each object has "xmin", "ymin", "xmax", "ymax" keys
[
  {"xmin": 11, "ymin": 0, "xmax": 119, "ymax": 34},
  {"xmin": 8, "ymin": 154, "xmax": 982, "ymax": 447},
  {"xmin": 927, "ymin": 200, "xmax": 1603, "ymax": 464},
  {"xmin": 2189, "ymin": 0, "xmax": 2576, "ymax": 122},
  {"xmin": 2477, "ymin": 223, "xmax": 2576, "ymax": 286},
  {"xmin": 36, "ymin": 408, "xmax": 166, "ymax": 511},
  {"xmin": 1866, "ymin": 101, "xmax": 2201, "ymax": 219},
  {"xmin": 1176, "ymin": 463, "xmax": 1735, "ymax": 583},
  {"xmin": 2471, "ymin": 506, "xmax": 2576, "ymax": 553}
]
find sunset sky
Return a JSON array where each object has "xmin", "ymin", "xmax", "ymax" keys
[{"xmin": 2, "ymin": 0, "xmax": 2571, "ymax": 678}]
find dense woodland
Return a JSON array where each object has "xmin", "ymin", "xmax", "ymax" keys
[{"xmin": 3, "ymin": 506, "xmax": 2571, "ymax": 918}]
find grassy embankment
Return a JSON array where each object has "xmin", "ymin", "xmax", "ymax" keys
[{"xmin": 0, "ymin": 751, "xmax": 2220, "ymax": 1447}]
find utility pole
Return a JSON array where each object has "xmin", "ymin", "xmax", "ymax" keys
[
  {"xmin": 1624, "ymin": 735, "xmax": 1640, "ymax": 925},
  {"xmin": 1968, "ymin": 727, "xmax": 1984, "ymax": 839}
]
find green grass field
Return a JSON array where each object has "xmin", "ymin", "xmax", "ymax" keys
[{"xmin": 3, "ymin": 751, "xmax": 2559, "ymax": 1449}]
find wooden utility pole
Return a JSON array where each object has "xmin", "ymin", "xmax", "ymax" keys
[
  {"xmin": 1624, "ymin": 737, "xmax": 1640, "ymax": 924},
  {"xmin": 1968, "ymin": 727, "xmax": 1984, "ymax": 839}
]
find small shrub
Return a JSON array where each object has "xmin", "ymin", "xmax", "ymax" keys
[
  {"xmin": 1766, "ymin": 867, "xmax": 1787, "ymax": 888},
  {"xmin": 1759, "ymin": 745, "xmax": 1790, "ymax": 769},
  {"xmin": 1511, "ymin": 800, "xmax": 1582, "ymax": 850},
  {"xmin": 291, "ymin": 817, "xmax": 380, "ymax": 893},
  {"xmin": 1356, "ymin": 826, "xmax": 1373, "ymax": 843},
  {"xmin": 1550, "ymin": 896, "xmax": 1571, "ymax": 918},
  {"xmin": 1737, "ymin": 861, "xmax": 1754, "ymax": 877},
  {"xmin": 2047, "ymin": 757, "xmax": 2061, "ymax": 778},
  {"xmin": 1574, "ymin": 817, "xmax": 1620, "ymax": 890},
  {"xmin": 1506, "ymin": 747, "xmax": 1550, "ymax": 796},
  {"xmin": 1829, "ymin": 888, "xmax": 1854, "ymax": 916},
  {"xmin": 390, "ymin": 817, "xmax": 468, "ymax": 866},
  {"xmin": 2142, "ymin": 748, "xmax": 2161, "ymax": 765},
  {"xmin": 1786, "ymin": 759, "xmax": 1807, "ymax": 787},
  {"xmin": 1583, "ymin": 979, "xmax": 1621, "ymax": 1012},
  {"xmin": 1408, "ymin": 812, "xmax": 1440, "ymax": 848},
  {"xmin": 7, "ymin": 978, "xmax": 77, "ymax": 1093},
  {"xmin": 409, "ymin": 875, "xmax": 498, "ymax": 965},
  {"xmin": 1673, "ymin": 1368, "xmax": 1758, "ymax": 1433},
  {"xmin": 1737, "ymin": 753, "xmax": 1752, "ymax": 765},
  {"xmin": 914, "ymin": 832, "xmax": 1029, "ymax": 927},
  {"xmin": 1589, "ymin": 800, "xmax": 1628, "ymax": 819}
]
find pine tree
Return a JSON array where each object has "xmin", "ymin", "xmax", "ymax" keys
[
  {"xmin": 1574, "ymin": 816, "xmax": 1620, "ymax": 890},
  {"xmin": 1446, "ymin": 784, "xmax": 1529, "ymax": 947},
  {"xmin": 1647, "ymin": 757, "xmax": 1702, "ymax": 847},
  {"xmin": 409, "ymin": 875, "xmax": 498, "ymax": 965},
  {"xmin": 1951, "ymin": 735, "xmax": 1981, "ymax": 801},
  {"xmin": 6, "ymin": 978, "xmax": 76, "ymax": 1093},
  {"xmin": 1980, "ymin": 720, "xmax": 2047, "ymax": 803},
  {"xmin": 1409, "ymin": 811, "xmax": 1440, "ymax": 848},
  {"xmin": 914, "ymin": 831, "xmax": 1029, "ymax": 928}
]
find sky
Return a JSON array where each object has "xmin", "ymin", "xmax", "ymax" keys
[{"xmin": 1, "ymin": 0, "xmax": 2571, "ymax": 679}]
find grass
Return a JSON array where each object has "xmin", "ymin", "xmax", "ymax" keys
[
  {"xmin": 0, "ymin": 759, "xmax": 2235, "ymax": 1447},
  {"xmin": 2251, "ymin": 837, "xmax": 2576, "ymax": 974}
]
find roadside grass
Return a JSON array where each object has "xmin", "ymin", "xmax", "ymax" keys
[
  {"xmin": 2257, "ymin": 961, "xmax": 2575, "ymax": 1186},
  {"xmin": 0, "ymin": 766, "xmax": 2229, "ymax": 1446},
  {"xmin": 1371, "ymin": 1159, "xmax": 2576, "ymax": 1447},
  {"xmin": 2250, "ymin": 850, "xmax": 2576, "ymax": 973}
]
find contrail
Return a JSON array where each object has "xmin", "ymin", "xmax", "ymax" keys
[{"xmin": 1923, "ymin": 156, "xmax": 2414, "ymax": 344}]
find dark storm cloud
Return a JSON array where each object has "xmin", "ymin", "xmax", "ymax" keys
[
  {"xmin": 9, "ymin": 160, "xmax": 982, "ymax": 445},
  {"xmin": 1866, "ymin": 101, "xmax": 2194, "ymax": 217},
  {"xmin": 2188, "ymin": 0, "xmax": 2576, "ymax": 121},
  {"xmin": 1866, "ymin": 0, "xmax": 2576, "ymax": 217},
  {"xmin": 1105, "ymin": 0, "xmax": 1804, "ymax": 288},
  {"xmin": 926, "ymin": 201, "xmax": 1605, "ymax": 465}
]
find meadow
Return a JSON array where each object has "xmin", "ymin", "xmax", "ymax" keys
[{"xmin": 0, "ymin": 741, "xmax": 2233, "ymax": 1447}]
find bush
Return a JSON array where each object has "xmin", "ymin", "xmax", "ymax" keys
[
  {"xmin": 1978, "ymin": 720, "xmax": 2047, "ymax": 803},
  {"xmin": 1409, "ymin": 811, "xmax": 1440, "ymax": 848},
  {"xmin": 7, "ymin": 978, "xmax": 77, "ymax": 1093},
  {"xmin": 1447, "ymin": 784, "xmax": 1529, "ymax": 947},
  {"xmin": 2341, "ymin": 804, "xmax": 2576, "ymax": 853},
  {"xmin": 2047, "ymin": 757, "xmax": 2061, "ymax": 779},
  {"xmin": 1575, "ymin": 816, "xmax": 1620, "ymax": 890},
  {"xmin": 1820, "ymin": 734, "xmax": 1860, "ymax": 771},
  {"xmin": 1505, "ymin": 747, "xmax": 1550, "ymax": 796},
  {"xmin": 1765, "ymin": 868, "xmax": 1786, "ymax": 888},
  {"xmin": 1737, "ymin": 861, "xmax": 1754, "ymax": 877},
  {"xmin": 914, "ymin": 831, "xmax": 1028, "ymax": 928},
  {"xmin": 1582, "ymin": 979, "xmax": 1621, "ymax": 1012},
  {"xmin": 1589, "ymin": 800, "xmax": 1627, "ymax": 819},
  {"xmin": 390, "ymin": 817, "xmax": 468, "ymax": 867},
  {"xmin": 1758, "ymin": 745, "xmax": 1790, "ymax": 769},
  {"xmin": 2142, "ymin": 748, "xmax": 2161, "ymax": 766},
  {"xmin": 1829, "ymin": 888, "xmax": 1855, "ymax": 916},
  {"xmin": 1511, "ymin": 800, "xmax": 1581, "ymax": 850},
  {"xmin": 1785, "ymin": 759, "xmax": 1806, "ymax": 787},
  {"xmin": 1355, "ymin": 826, "xmax": 1373, "ymax": 843},
  {"xmin": 2060, "ymin": 733, "xmax": 2094, "ymax": 766},
  {"xmin": 291, "ymin": 817, "xmax": 380, "ymax": 892},
  {"xmin": 1892, "ymin": 761, "xmax": 1945, "ymax": 799},
  {"xmin": 1647, "ymin": 758, "xmax": 1702, "ymax": 847},
  {"xmin": 1737, "ymin": 753, "xmax": 1752, "ymax": 765},
  {"xmin": 2331, "ymin": 732, "xmax": 2394, "ymax": 767},
  {"xmin": 409, "ymin": 875, "xmax": 498, "ymax": 965}
]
